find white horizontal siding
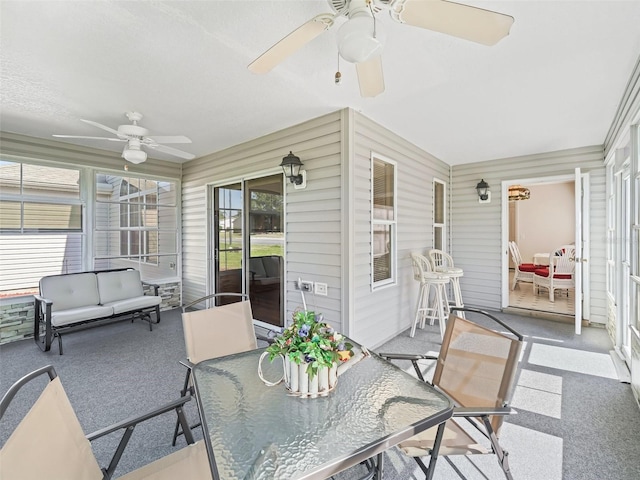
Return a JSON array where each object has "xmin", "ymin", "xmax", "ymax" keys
[
  {"xmin": 0, "ymin": 235, "xmax": 83, "ymax": 290},
  {"xmin": 451, "ymin": 145, "xmax": 607, "ymax": 322},
  {"xmin": 181, "ymin": 184, "xmax": 208, "ymax": 307},
  {"xmin": 182, "ymin": 111, "xmax": 344, "ymax": 327},
  {"xmin": 349, "ymin": 111, "xmax": 450, "ymax": 348}
]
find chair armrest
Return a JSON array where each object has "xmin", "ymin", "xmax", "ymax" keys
[
  {"xmin": 179, "ymin": 358, "xmax": 195, "ymax": 369},
  {"xmin": 86, "ymin": 394, "xmax": 195, "ymax": 478},
  {"xmin": 379, "ymin": 352, "xmax": 438, "ymax": 382},
  {"xmin": 453, "ymin": 406, "xmax": 516, "ymax": 417},
  {"xmin": 255, "ymin": 331, "xmax": 277, "ymax": 345},
  {"xmin": 86, "ymin": 394, "xmax": 192, "ymax": 441},
  {"xmin": 378, "ymin": 352, "xmax": 438, "ymax": 362}
]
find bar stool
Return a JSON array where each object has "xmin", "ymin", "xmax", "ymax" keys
[
  {"xmin": 428, "ymin": 249, "xmax": 465, "ymax": 318},
  {"xmin": 410, "ymin": 253, "xmax": 450, "ymax": 339}
]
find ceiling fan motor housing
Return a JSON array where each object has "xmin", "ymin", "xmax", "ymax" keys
[{"xmin": 118, "ymin": 124, "xmax": 148, "ymax": 137}]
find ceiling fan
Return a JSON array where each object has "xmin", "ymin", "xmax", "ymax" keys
[
  {"xmin": 53, "ymin": 112, "xmax": 195, "ymax": 164},
  {"xmin": 248, "ymin": 0, "xmax": 514, "ymax": 97}
]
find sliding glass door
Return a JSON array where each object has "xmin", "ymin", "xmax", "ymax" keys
[{"xmin": 212, "ymin": 174, "xmax": 284, "ymax": 327}]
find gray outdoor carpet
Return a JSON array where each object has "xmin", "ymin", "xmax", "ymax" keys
[{"xmin": 1, "ymin": 308, "xmax": 639, "ymax": 479}]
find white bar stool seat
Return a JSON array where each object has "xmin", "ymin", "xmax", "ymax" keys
[
  {"xmin": 410, "ymin": 253, "xmax": 450, "ymax": 339},
  {"xmin": 428, "ymin": 250, "xmax": 465, "ymax": 318}
]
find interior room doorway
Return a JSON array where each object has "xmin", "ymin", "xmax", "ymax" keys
[
  {"xmin": 211, "ymin": 174, "xmax": 284, "ymax": 327},
  {"xmin": 503, "ymin": 176, "xmax": 580, "ymax": 320}
]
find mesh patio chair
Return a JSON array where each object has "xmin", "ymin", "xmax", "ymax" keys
[
  {"xmin": 380, "ymin": 308, "xmax": 523, "ymax": 480},
  {"xmin": 172, "ymin": 293, "xmax": 263, "ymax": 446},
  {"xmin": 508, "ymin": 241, "xmax": 536, "ymax": 290},
  {"xmin": 0, "ymin": 365, "xmax": 211, "ymax": 480}
]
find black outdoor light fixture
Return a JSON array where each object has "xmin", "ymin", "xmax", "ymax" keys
[
  {"xmin": 476, "ymin": 179, "xmax": 490, "ymax": 201},
  {"xmin": 280, "ymin": 151, "xmax": 304, "ymax": 185}
]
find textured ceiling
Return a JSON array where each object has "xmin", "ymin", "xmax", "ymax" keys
[{"xmin": 1, "ymin": 1, "xmax": 640, "ymax": 165}]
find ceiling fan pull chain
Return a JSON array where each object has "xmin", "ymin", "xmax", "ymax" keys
[{"xmin": 369, "ymin": 1, "xmax": 378, "ymax": 39}]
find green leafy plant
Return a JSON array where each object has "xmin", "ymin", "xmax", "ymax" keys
[{"xmin": 266, "ymin": 309, "xmax": 353, "ymax": 379}]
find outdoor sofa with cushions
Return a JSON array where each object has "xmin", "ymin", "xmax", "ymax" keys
[
  {"xmin": 248, "ymin": 256, "xmax": 282, "ymax": 289},
  {"xmin": 33, "ymin": 268, "xmax": 162, "ymax": 354}
]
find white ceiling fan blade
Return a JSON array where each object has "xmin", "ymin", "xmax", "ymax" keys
[
  {"xmin": 248, "ymin": 14, "xmax": 335, "ymax": 74},
  {"xmin": 80, "ymin": 118, "xmax": 123, "ymax": 136},
  {"xmin": 52, "ymin": 135, "xmax": 125, "ymax": 141},
  {"xmin": 146, "ymin": 143, "xmax": 195, "ymax": 160},
  {"xmin": 391, "ymin": 0, "xmax": 514, "ymax": 46},
  {"xmin": 143, "ymin": 135, "xmax": 192, "ymax": 144},
  {"xmin": 356, "ymin": 55, "xmax": 385, "ymax": 98}
]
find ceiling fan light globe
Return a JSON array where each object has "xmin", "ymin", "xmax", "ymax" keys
[
  {"xmin": 337, "ymin": 15, "xmax": 385, "ymax": 64},
  {"xmin": 122, "ymin": 149, "xmax": 147, "ymax": 164}
]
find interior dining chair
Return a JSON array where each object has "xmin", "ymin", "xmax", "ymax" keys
[
  {"xmin": 0, "ymin": 364, "xmax": 212, "ymax": 480},
  {"xmin": 533, "ymin": 253, "xmax": 575, "ymax": 302},
  {"xmin": 508, "ymin": 241, "xmax": 536, "ymax": 290},
  {"xmin": 172, "ymin": 292, "xmax": 261, "ymax": 446},
  {"xmin": 379, "ymin": 308, "xmax": 523, "ymax": 480}
]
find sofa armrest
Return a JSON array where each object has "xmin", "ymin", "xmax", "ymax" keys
[
  {"xmin": 33, "ymin": 294, "xmax": 53, "ymax": 308},
  {"xmin": 141, "ymin": 281, "xmax": 160, "ymax": 296},
  {"xmin": 33, "ymin": 294, "xmax": 54, "ymax": 352}
]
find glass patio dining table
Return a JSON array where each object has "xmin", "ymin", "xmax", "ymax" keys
[{"xmin": 191, "ymin": 343, "xmax": 453, "ymax": 480}]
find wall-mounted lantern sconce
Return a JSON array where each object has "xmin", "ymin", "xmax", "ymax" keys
[
  {"xmin": 280, "ymin": 151, "xmax": 306, "ymax": 189},
  {"xmin": 476, "ymin": 179, "xmax": 491, "ymax": 203}
]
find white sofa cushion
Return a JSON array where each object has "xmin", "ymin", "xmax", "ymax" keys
[
  {"xmin": 40, "ymin": 273, "xmax": 101, "ymax": 313},
  {"xmin": 97, "ymin": 270, "xmax": 144, "ymax": 304},
  {"xmin": 104, "ymin": 295, "xmax": 162, "ymax": 315},
  {"xmin": 262, "ymin": 256, "xmax": 281, "ymax": 278},
  {"xmin": 51, "ymin": 305, "xmax": 114, "ymax": 327},
  {"xmin": 249, "ymin": 257, "xmax": 267, "ymax": 278}
]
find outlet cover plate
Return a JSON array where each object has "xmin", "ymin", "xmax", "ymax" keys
[{"xmin": 315, "ymin": 282, "xmax": 328, "ymax": 296}]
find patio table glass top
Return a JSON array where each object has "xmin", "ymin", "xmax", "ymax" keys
[{"xmin": 192, "ymin": 345, "xmax": 453, "ymax": 480}]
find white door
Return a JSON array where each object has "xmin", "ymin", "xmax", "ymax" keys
[
  {"xmin": 574, "ymin": 168, "xmax": 590, "ymax": 334},
  {"xmin": 619, "ymin": 169, "xmax": 632, "ymax": 360}
]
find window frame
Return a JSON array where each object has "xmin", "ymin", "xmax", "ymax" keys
[
  {"xmin": 0, "ymin": 158, "xmax": 86, "ymax": 297},
  {"xmin": 118, "ymin": 179, "xmax": 159, "ymax": 265},
  {"xmin": 433, "ymin": 177, "xmax": 447, "ymax": 252},
  {"xmin": 0, "ymin": 160, "xmax": 84, "ymax": 234},
  {"xmin": 94, "ymin": 172, "xmax": 179, "ymax": 273},
  {"xmin": 370, "ymin": 153, "xmax": 397, "ymax": 290}
]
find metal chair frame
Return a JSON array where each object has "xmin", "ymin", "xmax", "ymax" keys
[
  {"xmin": 172, "ymin": 292, "xmax": 268, "ymax": 446},
  {"xmin": 380, "ymin": 307, "xmax": 523, "ymax": 480},
  {"xmin": 1, "ymin": 365, "xmax": 201, "ymax": 480}
]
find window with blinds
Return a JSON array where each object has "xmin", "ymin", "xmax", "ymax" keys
[
  {"xmin": 372, "ymin": 155, "xmax": 396, "ymax": 288},
  {"xmin": 434, "ymin": 179, "xmax": 446, "ymax": 251}
]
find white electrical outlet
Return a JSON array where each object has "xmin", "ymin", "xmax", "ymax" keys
[{"xmin": 315, "ymin": 282, "xmax": 328, "ymax": 296}]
